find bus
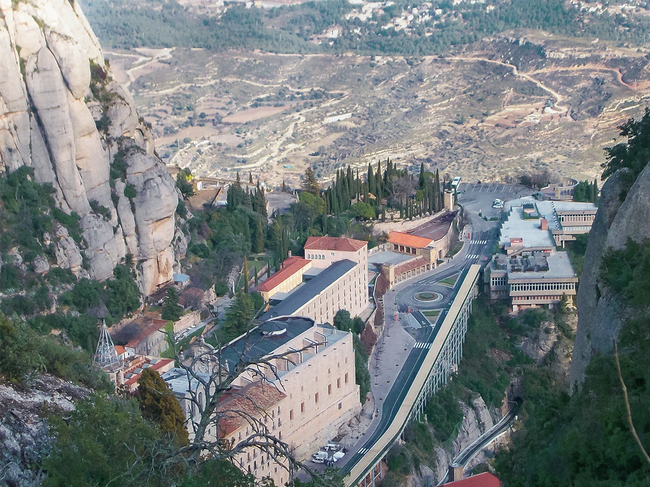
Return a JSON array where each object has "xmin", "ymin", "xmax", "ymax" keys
[{"xmin": 451, "ymin": 177, "xmax": 461, "ymax": 192}]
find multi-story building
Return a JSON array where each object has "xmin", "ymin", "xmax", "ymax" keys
[
  {"xmin": 163, "ymin": 316, "xmax": 361, "ymax": 486},
  {"xmin": 488, "ymin": 198, "xmax": 584, "ymax": 311},
  {"xmin": 260, "ymin": 259, "xmax": 366, "ymax": 325},
  {"xmin": 256, "ymin": 256, "xmax": 312, "ymax": 301},
  {"xmin": 304, "ymin": 236, "xmax": 368, "ymax": 272},
  {"xmin": 387, "ymin": 210, "xmax": 457, "ymax": 266}
]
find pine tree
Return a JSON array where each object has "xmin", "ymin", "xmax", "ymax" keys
[
  {"xmin": 302, "ymin": 167, "xmax": 319, "ymax": 195},
  {"xmin": 138, "ymin": 368, "xmax": 189, "ymax": 447},
  {"xmin": 249, "ymin": 172, "xmax": 253, "ymax": 184}
]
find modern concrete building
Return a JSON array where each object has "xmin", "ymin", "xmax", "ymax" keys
[
  {"xmin": 163, "ymin": 316, "xmax": 361, "ymax": 486},
  {"xmin": 489, "ymin": 198, "xmax": 584, "ymax": 311}
]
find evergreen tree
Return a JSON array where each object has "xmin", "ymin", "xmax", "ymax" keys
[
  {"xmin": 419, "ymin": 162, "xmax": 426, "ymax": 189},
  {"xmin": 248, "ymin": 172, "xmax": 253, "ymax": 184},
  {"xmin": 243, "ymin": 256, "xmax": 249, "ymax": 294},
  {"xmin": 375, "ymin": 161, "xmax": 382, "ymax": 200},
  {"xmin": 162, "ymin": 288, "xmax": 183, "ymax": 322},
  {"xmin": 137, "ymin": 368, "xmax": 189, "ymax": 447},
  {"xmin": 368, "ymin": 163, "xmax": 375, "ymax": 196},
  {"xmin": 254, "ymin": 219, "xmax": 264, "ymax": 253},
  {"xmin": 302, "ymin": 167, "xmax": 319, "ymax": 195}
]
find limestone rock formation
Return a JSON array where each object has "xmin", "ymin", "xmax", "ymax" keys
[
  {"xmin": 0, "ymin": 374, "xmax": 89, "ymax": 487},
  {"xmin": 570, "ymin": 165, "xmax": 650, "ymax": 386},
  {"xmin": 0, "ymin": 0, "xmax": 179, "ymax": 295}
]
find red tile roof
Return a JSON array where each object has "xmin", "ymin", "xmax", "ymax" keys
[
  {"xmin": 215, "ymin": 382, "xmax": 286, "ymax": 437},
  {"xmin": 123, "ymin": 358, "xmax": 174, "ymax": 388},
  {"xmin": 115, "ymin": 345, "xmax": 126, "ymax": 356},
  {"xmin": 388, "ymin": 231, "xmax": 433, "ymax": 249},
  {"xmin": 395, "ymin": 256, "xmax": 427, "ymax": 274},
  {"xmin": 257, "ymin": 256, "xmax": 311, "ymax": 292},
  {"xmin": 304, "ymin": 236, "xmax": 367, "ymax": 252},
  {"xmin": 446, "ymin": 473, "xmax": 500, "ymax": 487}
]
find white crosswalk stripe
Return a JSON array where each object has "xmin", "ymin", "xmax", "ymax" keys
[
  {"xmin": 470, "ymin": 240, "xmax": 487, "ymax": 245},
  {"xmin": 414, "ymin": 342, "xmax": 432, "ymax": 349},
  {"xmin": 358, "ymin": 448, "xmax": 369, "ymax": 455}
]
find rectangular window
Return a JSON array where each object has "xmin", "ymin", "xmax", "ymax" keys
[
  {"xmin": 345, "ymin": 373, "xmax": 349, "ymax": 384},
  {"xmin": 290, "ymin": 409, "xmax": 294, "ymax": 420},
  {"xmin": 328, "ymin": 384, "xmax": 332, "ymax": 395},
  {"xmin": 337, "ymin": 378, "xmax": 341, "ymax": 388},
  {"xmin": 315, "ymin": 393, "xmax": 319, "ymax": 404},
  {"xmin": 338, "ymin": 402, "xmax": 342, "ymax": 410},
  {"xmin": 301, "ymin": 402, "xmax": 305, "ymax": 413}
]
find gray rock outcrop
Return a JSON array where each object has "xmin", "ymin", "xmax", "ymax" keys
[
  {"xmin": 0, "ymin": 374, "xmax": 89, "ymax": 487},
  {"xmin": 570, "ymin": 165, "xmax": 650, "ymax": 386},
  {"xmin": 0, "ymin": 0, "xmax": 179, "ymax": 295}
]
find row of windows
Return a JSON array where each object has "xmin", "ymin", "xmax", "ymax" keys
[
  {"xmin": 491, "ymin": 277, "xmax": 507, "ymax": 286},
  {"xmin": 513, "ymin": 295, "xmax": 565, "ymax": 301},
  {"xmin": 510, "ymin": 282, "xmax": 575, "ymax": 292},
  {"xmin": 560, "ymin": 215, "xmax": 594, "ymax": 222}
]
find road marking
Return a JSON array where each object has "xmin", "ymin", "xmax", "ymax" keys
[
  {"xmin": 414, "ymin": 342, "xmax": 431, "ymax": 349},
  {"xmin": 470, "ymin": 240, "xmax": 487, "ymax": 245},
  {"xmin": 358, "ymin": 448, "xmax": 369, "ymax": 455}
]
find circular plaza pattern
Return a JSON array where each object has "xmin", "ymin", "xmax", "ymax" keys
[{"xmin": 414, "ymin": 291, "xmax": 442, "ymax": 303}]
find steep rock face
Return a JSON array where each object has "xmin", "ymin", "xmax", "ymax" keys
[
  {"xmin": 0, "ymin": 0, "xmax": 178, "ymax": 295},
  {"xmin": 571, "ymin": 166, "xmax": 650, "ymax": 386},
  {"xmin": 0, "ymin": 374, "xmax": 89, "ymax": 487},
  {"xmin": 432, "ymin": 395, "xmax": 497, "ymax": 483}
]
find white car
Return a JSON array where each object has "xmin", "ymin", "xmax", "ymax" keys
[{"xmin": 492, "ymin": 199, "xmax": 504, "ymax": 209}]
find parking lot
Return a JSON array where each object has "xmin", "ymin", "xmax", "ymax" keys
[{"xmin": 457, "ymin": 182, "xmax": 535, "ymax": 219}]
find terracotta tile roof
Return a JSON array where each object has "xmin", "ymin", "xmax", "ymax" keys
[
  {"xmin": 257, "ymin": 256, "xmax": 311, "ymax": 292},
  {"xmin": 123, "ymin": 358, "xmax": 174, "ymax": 388},
  {"xmin": 215, "ymin": 382, "xmax": 286, "ymax": 438},
  {"xmin": 395, "ymin": 256, "xmax": 427, "ymax": 274},
  {"xmin": 388, "ymin": 231, "xmax": 433, "ymax": 249},
  {"xmin": 446, "ymin": 473, "xmax": 500, "ymax": 487},
  {"xmin": 304, "ymin": 236, "xmax": 367, "ymax": 252},
  {"xmin": 115, "ymin": 345, "xmax": 126, "ymax": 356}
]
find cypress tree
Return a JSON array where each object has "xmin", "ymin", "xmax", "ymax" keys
[
  {"xmin": 368, "ymin": 163, "xmax": 375, "ymax": 196},
  {"xmin": 419, "ymin": 162, "xmax": 425, "ymax": 189},
  {"xmin": 243, "ymin": 256, "xmax": 249, "ymax": 294},
  {"xmin": 376, "ymin": 160, "xmax": 382, "ymax": 199}
]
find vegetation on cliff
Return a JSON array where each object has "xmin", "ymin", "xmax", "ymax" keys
[{"xmin": 495, "ymin": 109, "xmax": 650, "ymax": 486}]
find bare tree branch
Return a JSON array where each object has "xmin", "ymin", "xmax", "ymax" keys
[{"xmin": 613, "ymin": 340, "xmax": 650, "ymax": 467}]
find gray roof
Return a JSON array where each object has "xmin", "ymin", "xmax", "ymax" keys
[
  {"xmin": 259, "ymin": 259, "xmax": 357, "ymax": 321},
  {"xmin": 220, "ymin": 316, "xmax": 316, "ymax": 371},
  {"xmin": 507, "ymin": 251, "xmax": 577, "ymax": 280}
]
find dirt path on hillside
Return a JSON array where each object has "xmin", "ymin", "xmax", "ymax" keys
[
  {"xmin": 528, "ymin": 64, "xmax": 639, "ymax": 90},
  {"xmin": 446, "ymin": 56, "xmax": 567, "ymax": 111}
]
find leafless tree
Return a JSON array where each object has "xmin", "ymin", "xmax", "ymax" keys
[{"xmin": 160, "ymin": 312, "xmax": 344, "ymax": 486}]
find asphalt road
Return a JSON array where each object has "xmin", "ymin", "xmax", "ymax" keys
[{"xmin": 327, "ymin": 184, "xmax": 527, "ymax": 480}]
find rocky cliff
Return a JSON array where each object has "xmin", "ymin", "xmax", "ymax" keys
[
  {"xmin": 0, "ymin": 0, "xmax": 178, "ymax": 295},
  {"xmin": 570, "ymin": 165, "xmax": 650, "ymax": 386}
]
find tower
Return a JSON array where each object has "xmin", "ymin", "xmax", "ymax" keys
[{"xmin": 93, "ymin": 320, "xmax": 121, "ymax": 370}]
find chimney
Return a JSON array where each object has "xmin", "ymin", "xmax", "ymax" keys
[
  {"xmin": 540, "ymin": 218, "xmax": 548, "ymax": 230},
  {"xmin": 288, "ymin": 250, "xmax": 292, "ymax": 258},
  {"xmin": 448, "ymin": 463, "xmax": 464, "ymax": 482}
]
